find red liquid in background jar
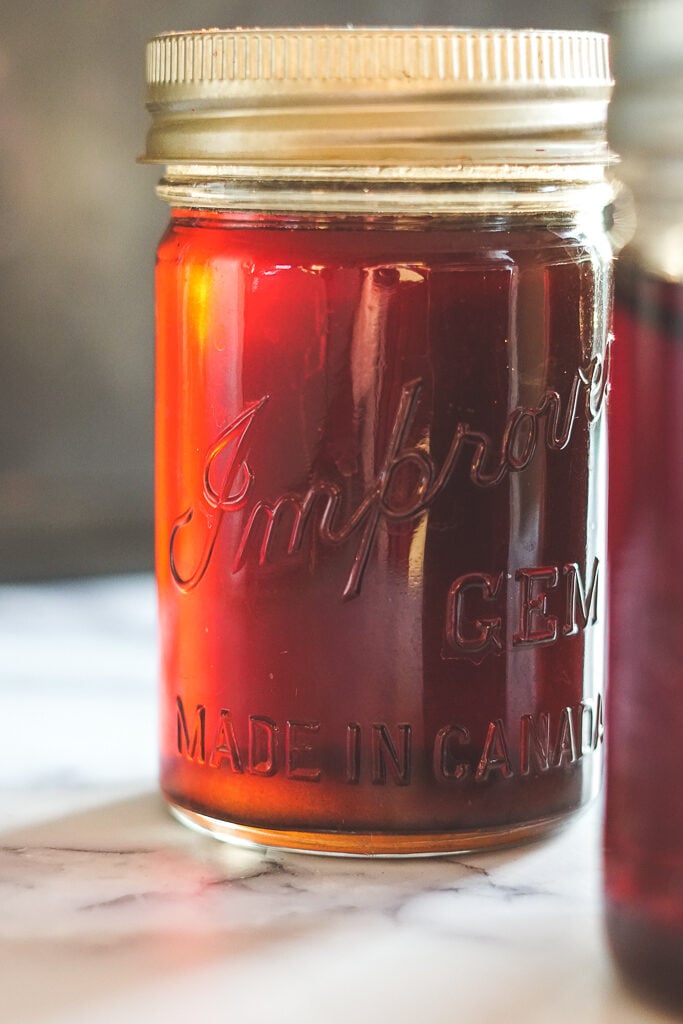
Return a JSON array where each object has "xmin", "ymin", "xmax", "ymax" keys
[
  {"xmin": 606, "ymin": 264, "xmax": 683, "ymax": 1007},
  {"xmin": 156, "ymin": 210, "xmax": 610, "ymax": 854}
]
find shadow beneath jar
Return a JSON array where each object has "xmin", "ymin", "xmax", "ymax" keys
[{"xmin": 0, "ymin": 788, "xmax": 555, "ymax": 1024}]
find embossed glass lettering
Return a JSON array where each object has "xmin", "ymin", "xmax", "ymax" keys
[
  {"xmin": 248, "ymin": 716, "xmax": 277, "ymax": 776},
  {"xmin": 209, "ymin": 710, "xmax": 243, "ymax": 772},
  {"xmin": 169, "ymin": 398, "xmax": 267, "ymax": 591},
  {"xmin": 520, "ymin": 713, "xmax": 552, "ymax": 775},
  {"xmin": 345, "ymin": 723, "xmax": 361, "ymax": 784},
  {"xmin": 554, "ymin": 706, "xmax": 579, "ymax": 766},
  {"xmin": 562, "ymin": 558, "xmax": 600, "ymax": 635},
  {"xmin": 172, "ymin": 696, "xmax": 604, "ymax": 785},
  {"xmin": 445, "ymin": 572, "xmax": 504, "ymax": 657},
  {"xmin": 170, "ymin": 354, "xmax": 607, "ymax": 602},
  {"xmin": 475, "ymin": 720, "xmax": 514, "ymax": 781},
  {"xmin": 513, "ymin": 567, "xmax": 560, "ymax": 647},
  {"xmin": 285, "ymin": 720, "xmax": 322, "ymax": 782},
  {"xmin": 444, "ymin": 558, "xmax": 600, "ymax": 659},
  {"xmin": 371, "ymin": 724, "xmax": 412, "ymax": 786},
  {"xmin": 433, "ymin": 725, "xmax": 471, "ymax": 781},
  {"xmin": 176, "ymin": 698, "xmax": 206, "ymax": 764}
]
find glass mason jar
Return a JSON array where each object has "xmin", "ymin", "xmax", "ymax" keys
[
  {"xmin": 143, "ymin": 28, "xmax": 614, "ymax": 855},
  {"xmin": 606, "ymin": 1, "xmax": 683, "ymax": 1008}
]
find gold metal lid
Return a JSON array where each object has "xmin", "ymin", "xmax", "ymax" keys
[{"xmin": 143, "ymin": 27, "xmax": 612, "ymax": 167}]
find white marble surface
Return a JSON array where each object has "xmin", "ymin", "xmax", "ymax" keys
[{"xmin": 0, "ymin": 575, "xmax": 679, "ymax": 1024}]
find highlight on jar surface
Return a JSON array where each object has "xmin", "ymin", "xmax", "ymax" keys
[{"xmin": 143, "ymin": 27, "xmax": 615, "ymax": 855}]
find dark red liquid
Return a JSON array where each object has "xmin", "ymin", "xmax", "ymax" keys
[
  {"xmin": 606, "ymin": 261, "xmax": 683, "ymax": 1007},
  {"xmin": 156, "ymin": 209, "xmax": 610, "ymax": 853}
]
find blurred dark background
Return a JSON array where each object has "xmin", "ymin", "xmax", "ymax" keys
[{"xmin": 1, "ymin": 1, "xmax": 607, "ymax": 580}]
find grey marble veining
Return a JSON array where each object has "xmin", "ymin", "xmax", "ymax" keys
[{"xmin": 0, "ymin": 576, "xmax": 679, "ymax": 1024}]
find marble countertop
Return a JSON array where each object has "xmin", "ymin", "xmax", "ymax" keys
[{"xmin": 1, "ymin": 575, "xmax": 678, "ymax": 1024}]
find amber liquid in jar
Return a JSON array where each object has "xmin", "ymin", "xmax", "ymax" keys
[
  {"xmin": 156, "ymin": 210, "xmax": 610, "ymax": 854},
  {"xmin": 606, "ymin": 263, "xmax": 683, "ymax": 1007}
]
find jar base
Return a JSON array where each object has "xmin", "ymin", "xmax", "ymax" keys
[{"xmin": 168, "ymin": 800, "xmax": 577, "ymax": 857}]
